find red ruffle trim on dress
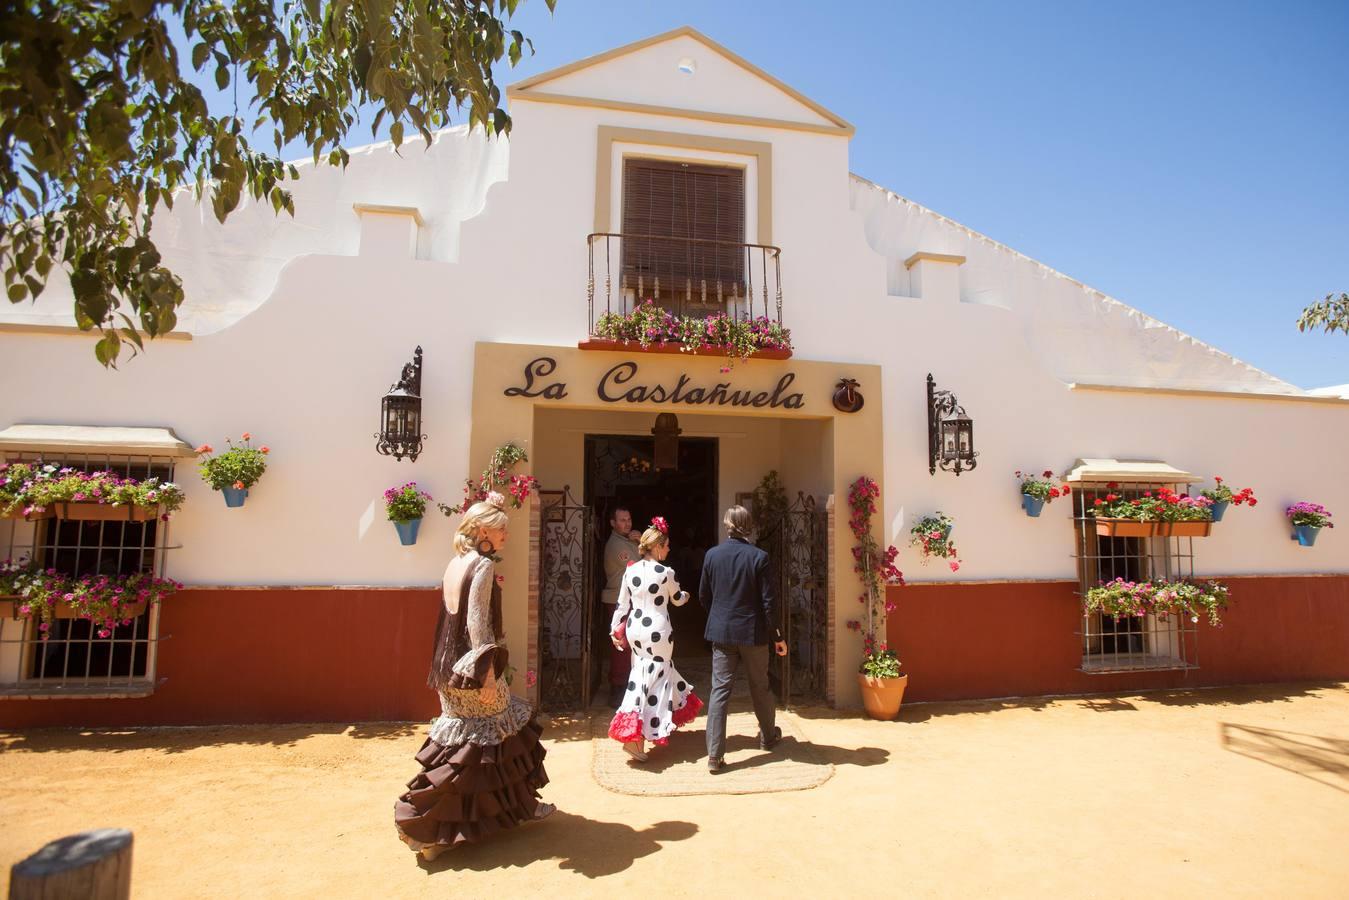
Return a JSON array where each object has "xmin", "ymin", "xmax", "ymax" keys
[
  {"xmin": 673, "ymin": 691, "xmax": 703, "ymax": 726},
  {"xmin": 608, "ymin": 710, "xmax": 643, "ymax": 743},
  {"xmin": 607, "ymin": 692, "xmax": 703, "ymax": 744}
]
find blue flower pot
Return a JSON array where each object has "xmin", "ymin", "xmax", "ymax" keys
[
  {"xmin": 394, "ymin": 518, "xmax": 422, "ymax": 546},
  {"xmin": 942, "ymin": 523, "xmax": 953, "ymax": 539},
  {"xmin": 221, "ymin": 487, "xmax": 248, "ymax": 508},
  {"xmin": 1210, "ymin": 500, "xmax": 1229, "ymax": 522},
  {"xmin": 1021, "ymin": 495, "xmax": 1045, "ymax": 518},
  {"xmin": 1292, "ymin": 524, "xmax": 1320, "ymax": 547}
]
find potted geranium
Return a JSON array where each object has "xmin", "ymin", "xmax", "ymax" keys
[
  {"xmin": 1199, "ymin": 477, "xmax": 1257, "ymax": 522},
  {"xmin": 385, "ymin": 482, "xmax": 432, "ymax": 546},
  {"xmin": 197, "ymin": 434, "xmax": 269, "ymax": 507},
  {"xmin": 1286, "ymin": 502, "xmax": 1333, "ymax": 547},
  {"xmin": 909, "ymin": 512, "xmax": 960, "ymax": 571},
  {"xmin": 1016, "ymin": 469, "xmax": 1070, "ymax": 517},
  {"xmin": 1084, "ymin": 577, "xmax": 1230, "ymax": 627},
  {"xmin": 846, "ymin": 476, "xmax": 907, "ymax": 719},
  {"xmin": 0, "ymin": 557, "xmax": 42, "ymax": 618}
]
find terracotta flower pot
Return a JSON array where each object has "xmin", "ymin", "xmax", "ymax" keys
[
  {"xmin": 57, "ymin": 502, "xmax": 159, "ymax": 523},
  {"xmin": 858, "ymin": 673, "xmax": 908, "ymax": 721},
  {"xmin": 0, "ymin": 595, "xmax": 19, "ymax": 618},
  {"xmin": 1094, "ymin": 518, "xmax": 1157, "ymax": 538},
  {"xmin": 1159, "ymin": 521, "xmax": 1212, "ymax": 538}
]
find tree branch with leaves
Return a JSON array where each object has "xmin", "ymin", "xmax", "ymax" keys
[
  {"xmin": 0, "ymin": 0, "xmax": 554, "ymax": 366},
  {"xmin": 1297, "ymin": 292, "xmax": 1349, "ymax": 336}
]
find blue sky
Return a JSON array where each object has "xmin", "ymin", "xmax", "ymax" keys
[{"xmin": 490, "ymin": 0, "xmax": 1348, "ymax": 389}]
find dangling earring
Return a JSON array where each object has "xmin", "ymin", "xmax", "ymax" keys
[{"xmin": 477, "ymin": 538, "xmax": 496, "ymax": 556}]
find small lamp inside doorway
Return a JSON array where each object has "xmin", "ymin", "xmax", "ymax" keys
[
  {"xmin": 375, "ymin": 346, "xmax": 426, "ymax": 462},
  {"xmin": 652, "ymin": 413, "xmax": 682, "ymax": 471}
]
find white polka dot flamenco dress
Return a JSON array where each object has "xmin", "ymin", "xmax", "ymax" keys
[{"xmin": 607, "ymin": 558, "xmax": 703, "ymax": 746}]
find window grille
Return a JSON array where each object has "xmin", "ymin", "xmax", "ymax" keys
[
  {"xmin": 1071, "ymin": 481, "xmax": 1200, "ymax": 674},
  {"xmin": 1, "ymin": 450, "xmax": 179, "ymax": 697}
]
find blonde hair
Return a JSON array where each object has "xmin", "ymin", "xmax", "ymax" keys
[
  {"xmin": 724, "ymin": 505, "xmax": 754, "ymax": 540},
  {"xmin": 454, "ymin": 500, "xmax": 509, "ymax": 554},
  {"xmin": 638, "ymin": 526, "xmax": 668, "ymax": 557}
]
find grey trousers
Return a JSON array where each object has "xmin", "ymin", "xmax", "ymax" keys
[{"xmin": 705, "ymin": 642, "xmax": 777, "ymax": 760}]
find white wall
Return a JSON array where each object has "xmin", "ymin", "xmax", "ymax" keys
[{"xmin": 2, "ymin": 34, "xmax": 1346, "ymax": 591}]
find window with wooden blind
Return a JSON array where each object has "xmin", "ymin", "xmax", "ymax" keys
[{"xmin": 620, "ymin": 158, "xmax": 746, "ymax": 314}]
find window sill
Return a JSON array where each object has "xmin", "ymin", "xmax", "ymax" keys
[
  {"xmin": 1079, "ymin": 654, "xmax": 1196, "ymax": 675},
  {"xmin": 577, "ymin": 339, "xmax": 793, "ymax": 360},
  {"xmin": 0, "ymin": 682, "xmax": 156, "ymax": 700}
]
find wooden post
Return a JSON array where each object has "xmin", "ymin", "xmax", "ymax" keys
[{"xmin": 9, "ymin": 829, "xmax": 132, "ymax": 900}]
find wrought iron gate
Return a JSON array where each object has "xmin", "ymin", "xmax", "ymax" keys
[
  {"xmin": 538, "ymin": 487, "xmax": 595, "ymax": 711},
  {"xmin": 762, "ymin": 493, "xmax": 829, "ymax": 704}
]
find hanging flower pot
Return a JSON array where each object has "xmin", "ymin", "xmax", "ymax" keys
[
  {"xmin": 198, "ymin": 435, "xmax": 269, "ymax": 510},
  {"xmin": 385, "ymin": 483, "xmax": 432, "ymax": 546},
  {"xmin": 394, "ymin": 518, "xmax": 422, "ymax": 546},
  {"xmin": 1286, "ymin": 502, "xmax": 1332, "ymax": 548},
  {"xmin": 1, "ymin": 507, "xmax": 53, "ymax": 521},
  {"xmin": 1015, "ymin": 470, "xmax": 1070, "ymax": 520},
  {"xmin": 1209, "ymin": 500, "xmax": 1230, "ymax": 522},
  {"xmin": 1200, "ymin": 477, "xmax": 1257, "ymax": 522},
  {"xmin": 1292, "ymin": 525, "xmax": 1321, "ymax": 547}
]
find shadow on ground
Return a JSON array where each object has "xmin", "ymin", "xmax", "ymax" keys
[
  {"xmin": 790, "ymin": 681, "xmax": 1346, "ymax": 724},
  {"xmin": 0, "ymin": 721, "xmax": 423, "ymax": 755},
  {"xmin": 1220, "ymin": 722, "xmax": 1349, "ymax": 794},
  {"xmin": 419, "ymin": 813, "xmax": 698, "ymax": 879}
]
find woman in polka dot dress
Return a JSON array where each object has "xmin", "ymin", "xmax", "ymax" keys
[{"xmin": 607, "ymin": 517, "xmax": 704, "ymax": 762}]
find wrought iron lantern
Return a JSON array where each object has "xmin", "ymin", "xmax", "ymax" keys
[
  {"xmin": 927, "ymin": 373, "xmax": 977, "ymax": 476},
  {"xmin": 652, "ymin": 413, "xmax": 682, "ymax": 471},
  {"xmin": 375, "ymin": 346, "xmax": 426, "ymax": 462}
]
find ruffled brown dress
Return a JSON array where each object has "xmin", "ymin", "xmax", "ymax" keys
[{"xmin": 393, "ymin": 551, "xmax": 549, "ymax": 851}]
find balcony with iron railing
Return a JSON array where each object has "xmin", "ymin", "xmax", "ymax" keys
[{"xmin": 582, "ymin": 233, "xmax": 790, "ymax": 360}]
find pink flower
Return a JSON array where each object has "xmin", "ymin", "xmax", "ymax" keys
[
  {"xmin": 949, "ymin": 561, "xmax": 961, "ymax": 572},
  {"xmin": 242, "ymin": 432, "xmax": 252, "ymax": 441},
  {"xmin": 195, "ymin": 444, "xmax": 213, "ymax": 454}
]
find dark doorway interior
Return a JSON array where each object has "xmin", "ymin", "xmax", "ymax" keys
[{"xmin": 585, "ymin": 435, "xmax": 719, "ymax": 685}]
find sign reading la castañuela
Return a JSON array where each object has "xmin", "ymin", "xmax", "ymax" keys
[{"xmin": 504, "ymin": 357, "xmax": 806, "ymax": 410}]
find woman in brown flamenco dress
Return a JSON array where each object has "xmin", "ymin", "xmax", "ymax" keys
[{"xmin": 394, "ymin": 494, "xmax": 554, "ymax": 862}]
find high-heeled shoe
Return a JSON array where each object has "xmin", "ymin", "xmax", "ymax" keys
[{"xmin": 622, "ymin": 742, "xmax": 648, "ymax": 762}]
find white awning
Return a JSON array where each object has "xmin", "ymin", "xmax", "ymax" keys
[
  {"xmin": 0, "ymin": 424, "xmax": 197, "ymax": 458},
  {"xmin": 1063, "ymin": 458, "xmax": 1197, "ymax": 484}
]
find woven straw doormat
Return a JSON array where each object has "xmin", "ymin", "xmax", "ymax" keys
[{"xmin": 591, "ymin": 710, "xmax": 834, "ymax": 796}]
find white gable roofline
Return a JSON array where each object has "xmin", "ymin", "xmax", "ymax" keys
[
  {"xmin": 850, "ymin": 173, "xmax": 1305, "ymax": 396},
  {"xmin": 508, "ymin": 26, "xmax": 855, "ymax": 136}
]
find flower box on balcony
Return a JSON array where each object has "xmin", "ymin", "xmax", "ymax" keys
[
  {"xmin": 1158, "ymin": 521, "xmax": 1213, "ymax": 538},
  {"xmin": 57, "ymin": 502, "xmax": 160, "ymax": 523},
  {"xmin": 1093, "ymin": 518, "xmax": 1158, "ymax": 538},
  {"xmin": 577, "ymin": 338, "xmax": 793, "ymax": 360},
  {"xmin": 0, "ymin": 598, "xmax": 149, "ymax": 620},
  {"xmin": 1, "ymin": 507, "xmax": 54, "ymax": 521}
]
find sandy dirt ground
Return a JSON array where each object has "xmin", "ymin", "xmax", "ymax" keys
[{"xmin": 3, "ymin": 682, "xmax": 1347, "ymax": 899}]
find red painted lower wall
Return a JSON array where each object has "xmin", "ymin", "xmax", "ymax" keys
[
  {"xmin": 885, "ymin": 576, "xmax": 1349, "ymax": 702},
  {"xmin": 0, "ymin": 589, "xmax": 444, "ymax": 728},
  {"xmin": 2, "ymin": 576, "xmax": 1346, "ymax": 727}
]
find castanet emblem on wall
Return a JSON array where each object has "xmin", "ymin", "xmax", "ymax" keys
[{"xmin": 833, "ymin": 377, "xmax": 864, "ymax": 413}]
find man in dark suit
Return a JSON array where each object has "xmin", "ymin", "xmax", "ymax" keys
[{"xmin": 699, "ymin": 505, "xmax": 787, "ymax": 773}]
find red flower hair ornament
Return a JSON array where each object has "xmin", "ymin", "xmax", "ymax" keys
[{"xmin": 651, "ymin": 516, "xmax": 669, "ymax": 535}]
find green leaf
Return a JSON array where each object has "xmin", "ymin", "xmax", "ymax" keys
[
  {"xmin": 7, "ymin": 282, "xmax": 29, "ymax": 302},
  {"xmin": 192, "ymin": 42, "xmax": 210, "ymax": 70},
  {"xmin": 215, "ymin": 65, "xmax": 230, "ymax": 90}
]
